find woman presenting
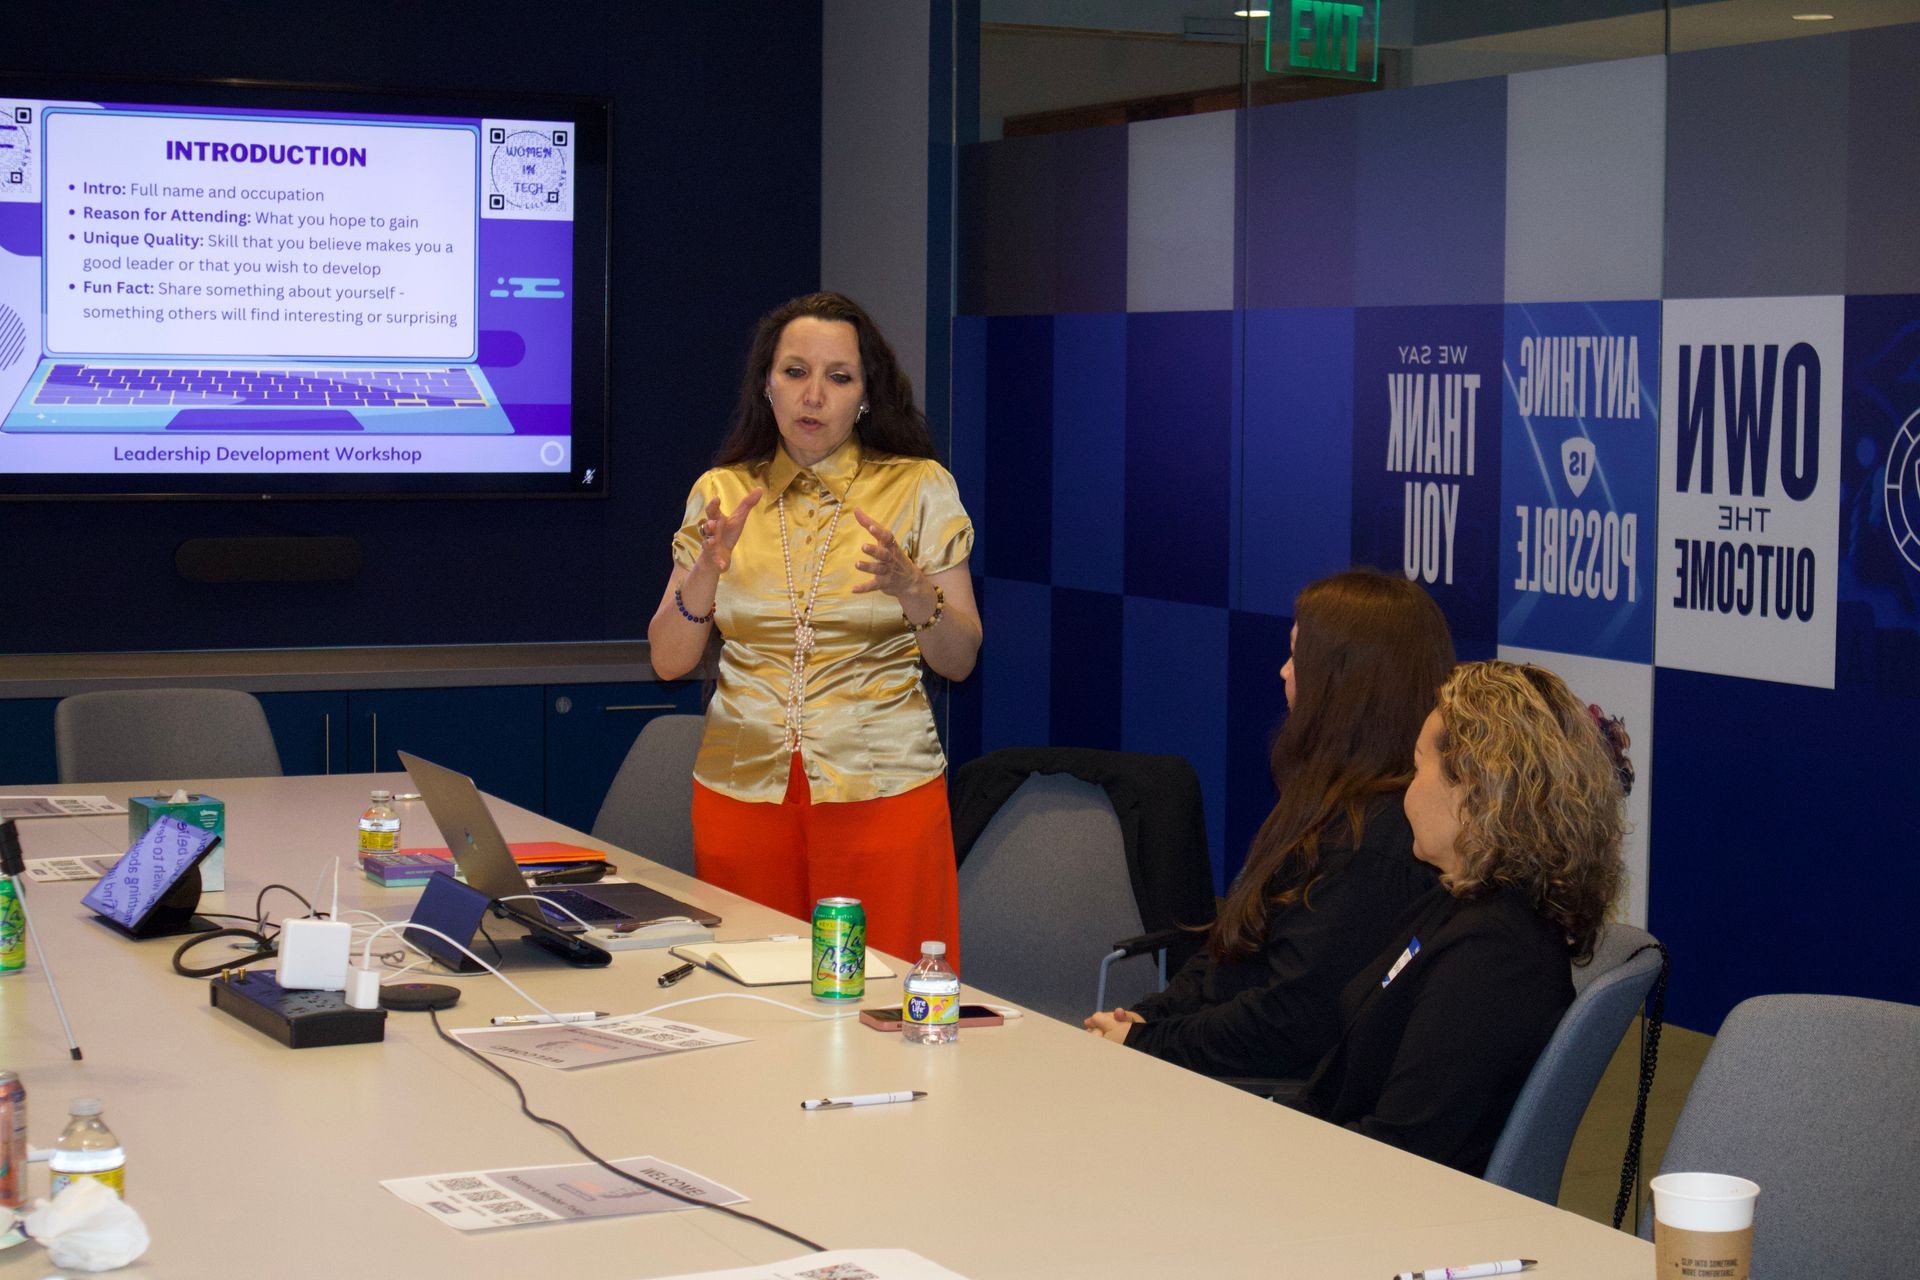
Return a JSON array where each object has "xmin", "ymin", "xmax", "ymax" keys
[{"xmin": 647, "ymin": 292, "xmax": 980, "ymax": 964}]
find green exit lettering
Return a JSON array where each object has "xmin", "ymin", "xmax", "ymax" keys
[{"xmin": 1290, "ymin": 0, "xmax": 1364, "ymax": 73}]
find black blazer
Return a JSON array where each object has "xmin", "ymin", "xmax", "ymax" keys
[
  {"xmin": 1291, "ymin": 882, "xmax": 1574, "ymax": 1176},
  {"xmin": 1125, "ymin": 799, "xmax": 1436, "ymax": 1080}
]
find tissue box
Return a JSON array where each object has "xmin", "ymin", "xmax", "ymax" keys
[{"xmin": 129, "ymin": 793, "xmax": 226, "ymax": 891}]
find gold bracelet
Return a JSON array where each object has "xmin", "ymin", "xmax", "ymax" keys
[{"xmin": 903, "ymin": 585, "xmax": 945, "ymax": 633}]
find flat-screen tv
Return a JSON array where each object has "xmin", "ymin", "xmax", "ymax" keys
[{"xmin": 0, "ymin": 74, "xmax": 609, "ymax": 499}]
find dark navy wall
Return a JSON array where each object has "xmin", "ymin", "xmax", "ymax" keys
[{"xmin": 0, "ymin": 0, "xmax": 822, "ymax": 651}]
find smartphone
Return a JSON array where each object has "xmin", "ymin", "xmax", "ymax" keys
[{"xmin": 859, "ymin": 1004, "xmax": 1006, "ymax": 1030}]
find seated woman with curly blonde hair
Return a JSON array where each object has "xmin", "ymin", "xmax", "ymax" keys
[{"xmin": 1290, "ymin": 660, "xmax": 1630, "ymax": 1175}]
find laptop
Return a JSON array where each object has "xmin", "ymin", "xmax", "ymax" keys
[{"xmin": 398, "ymin": 751, "xmax": 720, "ymax": 932}]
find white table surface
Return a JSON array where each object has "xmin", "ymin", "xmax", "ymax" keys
[{"xmin": 0, "ymin": 773, "xmax": 1653, "ymax": 1279}]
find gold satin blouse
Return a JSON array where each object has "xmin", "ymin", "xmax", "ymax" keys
[{"xmin": 672, "ymin": 438, "xmax": 974, "ymax": 804}]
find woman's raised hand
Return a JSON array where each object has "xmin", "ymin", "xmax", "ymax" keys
[
  {"xmin": 852, "ymin": 507, "xmax": 925, "ymax": 600},
  {"xmin": 695, "ymin": 487, "xmax": 764, "ymax": 574}
]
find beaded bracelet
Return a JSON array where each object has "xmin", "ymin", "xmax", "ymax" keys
[
  {"xmin": 674, "ymin": 587, "xmax": 716, "ymax": 624},
  {"xmin": 903, "ymin": 585, "xmax": 945, "ymax": 633}
]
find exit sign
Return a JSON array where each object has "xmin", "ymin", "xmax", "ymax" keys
[{"xmin": 1268, "ymin": 0, "xmax": 1379, "ymax": 82}]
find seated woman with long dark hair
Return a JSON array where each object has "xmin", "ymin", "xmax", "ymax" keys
[
  {"xmin": 1290, "ymin": 660, "xmax": 1630, "ymax": 1174},
  {"xmin": 1084, "ymin": 568, "xmax": 1454, "ymax": 1082}
]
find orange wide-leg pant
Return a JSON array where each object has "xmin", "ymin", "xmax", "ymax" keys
[{"xmin": 692, "ymin": 754, "xmax": 960, "ymax": 972}]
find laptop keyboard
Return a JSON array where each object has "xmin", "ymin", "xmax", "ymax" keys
[
  {"xmin": 33, "ymin": 364, "xmax": 488, "ymax": 408},
  {"xmin": 534, "ymin": 888, "xmax": 624, "ymax": 924}
]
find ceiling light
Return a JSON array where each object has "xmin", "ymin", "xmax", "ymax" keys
[
  {"xmin": 1233, "ymin": 9, "xmax": 1271, "ymax": 17},
  {"xmin": 1790, "ymin": 12, "xmax": 1834, "ymax": 19}
]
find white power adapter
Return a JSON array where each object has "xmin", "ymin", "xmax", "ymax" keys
[
  {"xmin": 277, "ymin": 917, "xmax": 351, "ymax": 990},
  {"xmin": 277, "ymin": 856, "xmax": 350, "ymax": 991},
  {"xmin": 343, "ymin": 964, "xmax": 383, "ymax": 1009}
]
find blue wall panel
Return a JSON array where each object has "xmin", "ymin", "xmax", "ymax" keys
[
  {"xmin": 982, "ymin": 316, "xmax": 1054, "ymax": 583},
  {"xmin": 1121, "ymin": 596, "xmax": 1229, "ymax": 883},
  {"xmin": 1123, "ymin": 311, "xmax": 1234, "ymax": 607},
  {"xmin": 1224, "ymin": 608, "xmax": 1292, "ymax": 891},
  {"xmin": 1651, "ymin": 667, "xmax": 1920, "ymax": 1031},
  {"xmin": 1049, "ymin": 586, "xmax": 1124, "ymax": 751},
  {"xmin": 1051, "ymin": 314, "xmax": 1128, "ymax": 593},
  {"xmin": 1240, "ymin": 308, "xmax": 1357, "ymax": 616},
  {"xmin": 979, "ymin": 576, "xmax": 1053, "ymax": 753}
]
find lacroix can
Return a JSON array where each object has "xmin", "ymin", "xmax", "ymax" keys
[
  {"xmin": 810, "ymin": 897, "xmax": 865, "ymax": 1002},
  {"xmin": 0, "ymin": 1071, "xmax": 25, "ymax": 1209}
]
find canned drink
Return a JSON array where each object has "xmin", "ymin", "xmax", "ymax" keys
[
  {"xmin": 0, "ymin": 1071, "xmax": 24, "ymax": 1210},
  {"xmin": 0, "ymin": 879, "xmax": 24, "ymax": 974},
  {"xmin": 810, "ymin": 897, "xmax": 866, "ymax": 1002}
]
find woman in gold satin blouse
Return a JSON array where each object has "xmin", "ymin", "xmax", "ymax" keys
[{"xmin": 647, "ymin": 292, "xmax": 981, "ymax": 964}]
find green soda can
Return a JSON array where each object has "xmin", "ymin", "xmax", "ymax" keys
[
  {"xmin": 0, "ymin": 879, "xmax": 24, "ymax": 974},
  {"xmin": 810, "ymin": 897, "xmax": 866, "ymax": 1002}
]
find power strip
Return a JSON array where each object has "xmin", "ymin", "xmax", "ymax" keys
[{"xmin": 210, "ymin": 969, "xmax": 387, "ymax": 1048}]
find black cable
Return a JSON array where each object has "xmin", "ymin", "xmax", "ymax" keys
[
  {"xmin": 172, "ymin": 927, "xmax": 278, "ymax": 977},
  {"xmin": 426, "ymin": 1009, "xmax": 827, "ymax": 1253},
  {"xmin": 1612, "ymin": 940, "xmax": 1668, "ymax": 1231},
  {"xmin": 254, "ymin": 883, "xmax": 312, "ymax": 924}
]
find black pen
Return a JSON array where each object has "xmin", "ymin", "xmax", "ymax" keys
[{"xmin": 657, "ymin": 961, "xmax": 696, "ymax": 987}]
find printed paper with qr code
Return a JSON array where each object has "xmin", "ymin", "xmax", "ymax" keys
[{"xmin": 381, "ymin": 1156, "xmax": 744, "ymax": 1231}]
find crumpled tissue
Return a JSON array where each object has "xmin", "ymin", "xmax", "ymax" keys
[{"xmin": 22, "ymin": 1179, "xmax": 151, "ymax": 1271}]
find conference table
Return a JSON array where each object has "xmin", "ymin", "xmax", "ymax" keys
[{"xmin": 0, "ymin": 772, "xmax": 1653, "ymax": 1279}]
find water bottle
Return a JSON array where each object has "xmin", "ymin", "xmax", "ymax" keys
[
  {"xmin": 901, "ymin": 941, "xmax": 960, "ymax": 1045},
  {"xmin": 49, "ymin": 1098, "xmax": 124, "ymax": 1198},
  {"xmin": 358, "ymin": 789, "xmax": 400, "ymax": 856}
]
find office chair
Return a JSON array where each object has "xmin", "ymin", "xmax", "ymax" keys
[
  {"xmin": 55, "ymin": 688, "xmax": 283, "ymax": 784},
  {"xmin": 590, "ymin": 713, "xmax": 703, "ymax": 876},
  {"xmin": 1483, "ymin": 923, "xmax": 1667, "ymax": 1212},
  {"xmin": 1639, "ymin": 994, "xmax": 1920, "ymax": 1279},
  {"xmin": 952, "ymin": 749, "xmax": 1214, "ymax": 1023}
]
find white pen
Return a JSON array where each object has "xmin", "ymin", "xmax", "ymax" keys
[
  {"xmin": 800, "ymin": 1090, "xmax": 928, "ymax": 1111},
  {"xmin": 718, "ymin": 933, "xmax": 801, "ymax": 944},
  {"xmin": 490, "ymin": 1011, "xmax": 607, "ymax": 1026},
  {"xmin": 1392, "ymin": 1260, "xmax": 1536, "ymax": 1280}
]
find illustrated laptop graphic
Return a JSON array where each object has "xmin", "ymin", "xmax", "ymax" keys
[
  {"xmin": 399, "ymin": 751, "xmax": 720, "ymax": 932},
  {"xmin": 3, "ymin": 339, "xmax": 516, "ymax": 437}
]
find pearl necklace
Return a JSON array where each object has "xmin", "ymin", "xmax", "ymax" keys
[{"xmin": 775, "ymin": 489, "xmax": 846, "ymax": 752}]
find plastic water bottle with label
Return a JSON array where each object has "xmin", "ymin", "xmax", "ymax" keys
[
  {"xmin": 901, "ymin": 941, "xmax": 959, "ymax": 1045},
  {"xmin": 358, "ymin": 790, "xmax": 400, "ymax": 856},
  {"xmin": 49, "ymin": 1098, "xmax": 124, "ymax": 1198}
]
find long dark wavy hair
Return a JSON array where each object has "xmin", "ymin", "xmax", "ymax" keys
[
  {"xmin": 1209, "ymin": 569, "xmax": 1456, "ymax": 962},
  {"xmin": 713, "ymin": 292, "xmax": 936, "ymax": 467}
]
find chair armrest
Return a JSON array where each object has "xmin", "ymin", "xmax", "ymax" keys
[{"xmin": 1108, "ymin": 927, "xmax": 1184, "ymax": 960}]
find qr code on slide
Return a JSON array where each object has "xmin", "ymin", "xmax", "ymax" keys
[
  {"xmin": 796, "ymin": 1267, "xmax": 880, "ymax": 1280},
  {"xmin": 482, "ymin": 1199, "xmax": 534, "ymax": 1215},
  {"xmin": 502, "ymin": 1212, "xmax": 549, "ymax": 1224},
  {"xmin": 458, "ymin": 1189, "xmax": 509, "ymax": 1203},
  {"xmin": 438, "ymin": 1176, "xmax": 487, "ymax": 1191}
]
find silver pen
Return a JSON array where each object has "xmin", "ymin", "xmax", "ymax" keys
[
  {"xmin": 490, "ymin": 1010, "xmax": 608, "ymax": 1026},
  {"xmin": 800, "ymin": 1090, "xmax": 927, "ymax": 1111}
]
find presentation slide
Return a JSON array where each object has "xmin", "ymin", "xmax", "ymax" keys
[{"xmin": 0, "ymin": 87, "xmax": 596, "ymax": 494}]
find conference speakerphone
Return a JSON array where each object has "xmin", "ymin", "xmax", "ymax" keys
[{"xmin": 211, "ymin": 968, "xmax": 386, "ymax": 1048}]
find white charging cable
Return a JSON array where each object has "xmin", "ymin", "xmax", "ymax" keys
[
  {"xmin": 642, "ymin": 993, "xmax": 860, "ymax": 1020},
  {"xmin": 347, "ymin": 922, "xmax": 560, "ymax": 1019}
]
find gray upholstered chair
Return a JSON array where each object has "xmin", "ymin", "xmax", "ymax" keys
[
  {"xmin": 590, "ymin": 713, "xmax": 703, "ymax": 876},
  {"xmin": 55, "ymin": 688, "xmax": 283, "ymax": 784},
  {"xmin": 1483, "ymin": 923, "xmax": 1666, "ymax": 1208},
  {"xmin": 1638, "ymin": 994, "xmax": 1920, "ymax": 1278},
  {"xmin": 954, "ymin": 772, "xmax": 1163, "ymax": 1023}
]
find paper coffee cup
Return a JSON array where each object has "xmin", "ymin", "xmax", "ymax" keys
[{"xmin": 1651, "ymin": 1172, "xmax": 1759, "ymax": 1280}]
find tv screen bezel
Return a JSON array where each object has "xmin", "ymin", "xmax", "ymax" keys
[{"xmin": 0, "ymin": 70, "xmax": 611, "ymax": 502}]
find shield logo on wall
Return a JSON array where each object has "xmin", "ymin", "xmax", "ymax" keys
[{"xmin": 1561, "ymin": 436, "xmax": 1596, "ymax": 499}]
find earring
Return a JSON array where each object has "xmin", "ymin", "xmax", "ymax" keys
[
  {"xmin": 765, "ymin": 390, "xmax": 773, "ymax": 403},
  {"xmin": 857, "ymin": 403, "xmax": 869, "ymax": 419}
]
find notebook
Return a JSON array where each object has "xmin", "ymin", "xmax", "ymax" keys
[
  {"xmin": 669, "ymin": 939, "xmax": 894, "ymax": 987},
  {"xmin": 398, "ymin": 750, "xmax": 720, "ymax": 931}
]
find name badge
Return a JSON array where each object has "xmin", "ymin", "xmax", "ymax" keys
[{"xmin": 1381, "ymin": 936, "xmax": 1421, "ymax": 988}]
